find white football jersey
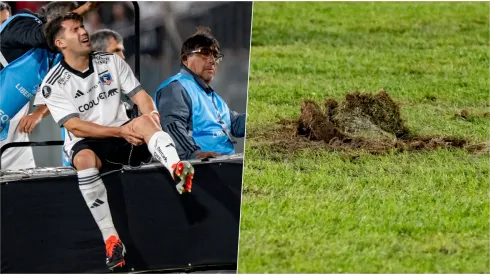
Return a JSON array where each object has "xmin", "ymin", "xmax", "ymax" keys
[
  {"xmin": 0, "ymin": 103, "xmax": 35, "ymax": 170},
  {"xmin": 39, "ymin": 52, "xmax": 142, "ymax": 161}
]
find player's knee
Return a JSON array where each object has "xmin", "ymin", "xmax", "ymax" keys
[
  {"xmin": 73, "ymin": 149, "xmax": 99, "ymax": 170},
  {"xmin": 132, "ymin": 114, "xmax": 158, "ymax": 133}
]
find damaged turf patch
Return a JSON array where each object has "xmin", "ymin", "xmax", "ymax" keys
[
  {"xmin": 256, "ymin": 90, "xmax": 488, "ymax": 155},
  {"xmin": 453, "ymin": 109, "xmax": 490, "ymax": 122}
]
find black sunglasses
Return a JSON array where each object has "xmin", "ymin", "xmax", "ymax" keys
[{"xmin": 188, "ymin": 48, "xmax": 224, "ymax": 63}]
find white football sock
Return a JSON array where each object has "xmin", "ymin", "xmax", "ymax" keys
[
  {"xmin": 147, "ymin": 131, "xmax": 180, "ymax": 173},
  {"xmin": 77, "ymin": 168, "xmax": 118, "ymax": 242}
]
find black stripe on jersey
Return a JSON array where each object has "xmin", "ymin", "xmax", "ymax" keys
[
  {"xmin": 98, "ymin": 70, "xmax": 109, "ymax": 75},
  {"xmin": 94, "ymin": 52, "xmax": 113, "ymax": 56},
  {"xmin": 48, "ymin": 68, "xmax": 65, "ymax": 85},
  {"xmin": 167, "ymin": 122, "xmax": 196, "ymax": 152},
  {"xmin": 46, "ymin": 65, "xmax": 63, "ymax": 84}
]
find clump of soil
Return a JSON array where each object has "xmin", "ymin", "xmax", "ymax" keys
[
  {"xmin": 331, "ymin": 90, "xmax": 410, "ymax": 139},
  {"xmin": 297, "ymin": 100, "xmax": 345, "ymax": 142},
  {"xmin": 259, "ymin": 90, "xmax": 485, "ymax": 155},
  {"xmin": 296, "ymin": 90, "xmax": 410, "ymax": 144}
]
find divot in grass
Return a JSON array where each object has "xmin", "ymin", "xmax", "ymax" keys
[{"xmin": 265, "ymin": 90, "xmax": 487, "ymax": 154}]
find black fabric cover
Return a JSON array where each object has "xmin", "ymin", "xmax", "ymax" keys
[{"xmin": 1, "ymin": 160, "xmax": 242, "ymax": 273}]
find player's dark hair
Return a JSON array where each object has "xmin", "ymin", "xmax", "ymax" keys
[
  {"xmin": 90, "ymin": 29, "xmax": 123, "ymax": 52},
  {"xmin": 181, "ymin": 26, "xmax": 220, "ymax": 64},
  {"xmin": 44, "ymin": 12, "xmax": 84, "ymax": 52},
  {"xmin": 37, "ymin": 1, "xmax": 78, "ymax": 23},
  {"xmin": 0, "ymin": 1, "xmax": 11, "ymax": 13}
]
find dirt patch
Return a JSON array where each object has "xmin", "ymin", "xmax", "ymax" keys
[
  {"xmin": 331, "ymin": 90, "xmax": 410, "ymax": 139},
  {"xmin": 454, "ymin": 109, "xmax": 490, "ymax": 121},
  {"xmin": 297, "ymin": 100, "xmax": 345, "ymax": 142},
  {"xmin": 258, "ymin": 90, "xmax": 485, "ymax": 155}
]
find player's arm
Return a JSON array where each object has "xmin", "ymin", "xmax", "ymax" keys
[
  {"xmin": 63, "ymin": 118, "xmax": 120, "ymax": 138},
  {"xmin": 18, "ymin": 88, "xmax": 52, "ymax": 133},
  {"xmin": 130, "ymin": 90, "xmax": 160, "ymax": 125},
  {"xmin": 7, "ymin": 17, "xmax": 49, "ymax": 49},
  {"xmin": 9, "ymin": 3, "xmax": 101, "ymax": 49},
  {"xmin": 63, "ymin": 117, "xmax": 143, "ymax": 145},
  {"xmin": 32, "ymin": 105, "xmax": 50, "ymax": 118},
  {"xmin": 18, "ymin": 105, "xmax": 50, "ymax": 134},
  {"xmin": 229, "ymin": 110, "xmax": 246, "ymax": 138},
  {"xmin": 73, "ymin": 2, "xmax": 103, "ymax": 16},
  {"xmin": 42, "ymin": 82, "xmax": 143, "ymax": 144},
  {"xmin": 114, "ymin": 54, "xmax": 160, "ymax": 125},
  {"xmin": 42, "ymin": 83, "xmax": 118, "ymax": 138}
]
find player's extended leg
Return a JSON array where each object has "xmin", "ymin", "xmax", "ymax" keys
[
  {"xmin": 73, "ymin": 149, "xmax": 126, "ymax": 270},
  {"xmin": 131, "ymin": 114, "xmax": 195, "ymax": 194}
]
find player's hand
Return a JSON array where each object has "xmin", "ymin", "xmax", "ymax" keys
[
  {"xmin": 120, "ymin": 122, "xmax": 144, "ymax": 146},
  {"xmin": 18, "ymin": 113, "xmax": 43, "ymax": 134},
  {"xmin": 85, "ymin": 1, "xmax": 104, "ymax": 12},
  {"xmin": 195, "ymin": 152, "xmax": 222, "ymax": 159},
  {"xmin": 74, "ymin": 1, "xmax": 104, "ymax": 16}
]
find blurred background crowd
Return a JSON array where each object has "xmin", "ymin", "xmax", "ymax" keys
[{"xmin": 4, "ymin": 1, "xmax": 252, "ymax": 167}]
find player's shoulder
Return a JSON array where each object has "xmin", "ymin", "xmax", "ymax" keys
[
  {"xmin": 39, "ymin": 79, "xmax": 55, "ymax": 101},
  {"xmin": 42, "ymin": 63, "xmax": 62, "ymax": 86},
  {"xmin": 91, "ymin": 51, "xmax": 115, "ymax": 59},
  {"xmin": 91, "ymin": 51, "xmax": 115, "ymax": 60},
  {"xmin": 42, "ymin": 62, "xmax": 73, "ymax": 88},
  {"xmin": 91, "ymin": 51, "xmax": 118, "ymax": 66},
  {"xmin": 40, "ymin": 62, "xmax": 71, "ymax": 99},
  {"xmin": 92, "ymin": 51, "xmax": 114, "ymax": 56}
]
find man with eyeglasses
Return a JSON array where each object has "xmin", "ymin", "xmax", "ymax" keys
[{"xmin": 154, "ymin": 26, "xmax": 246, "ymax": 160}]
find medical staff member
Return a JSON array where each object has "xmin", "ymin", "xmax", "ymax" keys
[{"xmin": 155, "ymin": 27, "xmax": 246, "ymax": 160}]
